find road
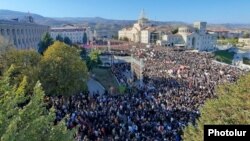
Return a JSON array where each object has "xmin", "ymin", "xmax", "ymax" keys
[{"xmin": 87, "ymin": 78, "xmax": 105, "ymax": 96}]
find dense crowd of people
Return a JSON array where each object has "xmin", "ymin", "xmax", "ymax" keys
[
  {"xmin": 48, "ymin": 47, "xmax": 247, "ymax": 141},
  {"xmin": 111, "ymin": 63, "xmax": 131, "ymax": 86}
]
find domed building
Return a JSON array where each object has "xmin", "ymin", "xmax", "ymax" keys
[{"xmin": 118, "ymin": 10, "xmax": 160, "ymax": 44}]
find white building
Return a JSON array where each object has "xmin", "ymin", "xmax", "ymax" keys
[
  {"xmin": 157, "ymin": 22, "xmax": 217, "ymax": 51},
  {"xmin": 238, "ymin": 38, "xmax": 250, "ymax": 46},
  {"xmin": 0, "ymin": 17, "xmax": 49, "ymax": 49},
  {"xmin": 50, "ymin": 24, "xmax": 94, "ymax": 44},
  {"xmin": 118, "ymin": 10, "xmax": 160, "ymax": 44}
]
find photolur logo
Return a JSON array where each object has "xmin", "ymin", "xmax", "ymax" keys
[
  {"xmin": 208, "ymin": 129, "xmax": 247, "ymax": 136},
  {"xmin": 204, "ymin": 125, "xmax": 250, "ymax": 141}
]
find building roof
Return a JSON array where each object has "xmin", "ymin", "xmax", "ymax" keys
[
  {"xmin": 50, "ymin": 25, "xmax": 90, "ymax": 32},
  {"xmin": 0, "ymin": 19, "xmax": 48, "ymax": 27}
]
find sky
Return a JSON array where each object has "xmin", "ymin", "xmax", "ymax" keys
[{"xmin": 0, "ymin": 0, "xmax": 249, "ymax": 23}]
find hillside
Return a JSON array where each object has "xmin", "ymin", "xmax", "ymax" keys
[{"xmin": 0, "ymin": 9, "xmax": 249, "ymax": 31}]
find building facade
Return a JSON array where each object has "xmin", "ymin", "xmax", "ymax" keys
[
  {"xmin": 119, "ymin": 10, "xmax": 161, "ymax": 44},
  {"xmin": 208, "ymin": 30, "xmax": 244, "ymax": 39},
  {"xmin": 157, "ymin": 22, "xmax": 217, "ymax": 51},
  {"xmin": 0, "ymin": 18, "xmax": 49, "ymax": 49},
  {"xmin": 238, "ymin": 38, "xmax": 250, "ymax": 46},
  {"xmin": 50, "ymin": 24, "xmax": 94, "ymax": 44}
]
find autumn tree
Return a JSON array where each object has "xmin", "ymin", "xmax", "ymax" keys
[
  {"xmin": 39, "ymin": 41, "xmax": 88, "ymax": 96},
  {"xmin": 183, "ymin": 73, "xmax": 250, "ymax": 141},
  {"xmin": 0, "ymin": 67, "xmax": 75, "ymax": 141}
]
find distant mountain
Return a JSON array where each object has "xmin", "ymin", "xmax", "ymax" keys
[
  {"xmin": 0, "ymin": 9, "xmax": 185, "ymax": 27},
  {"xmin": 1, "ymin": 9, "xmax": 249, "ymax": 31},
  {"xmin": 0, "ymin": 9, "xmax": 70, "ymax": 26}
]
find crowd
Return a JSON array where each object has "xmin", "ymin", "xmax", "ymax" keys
[
  {"xmin": 111, "ymin": 63, "xmax": 131, "ymax": 86},
  {"xmin": 48, "ymin": 47, "xmax": 247, "ymax": 141}
]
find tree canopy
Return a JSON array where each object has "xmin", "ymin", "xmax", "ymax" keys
[
  {"xmin": 38, "ymin": 32, "xmax": 54, "ymax": 55},
  {"xmin": 55, "ymin": 34, "xmax": 64, "ymax": 42},
  {"xmin": 39, "ymin": 41, "xmax": 88, "ymax": 96},
  {"xmin": 171, "ymin": 28, "xmax": 178, "ymax": 34},
  {"xmin": 242, "ymin": 33, "xmax": 250, "ymax": 38},
  {"xmin": 183, "ymin": 73, "xmax": 250, "ymax": 141},
  {"xmin": 0, "ymin": 67, "xmax": 74, "ymax": 141},
  {"xmin": 86, "ymin": 49, "xmax": 101, "ymax": 71},
  {"xmin": 63, "ymin": 36, "xmax": 72, "ymax": 46},
  {"xmin": 82, "ymin": 32, "xmax": 88, "ymax": 45},
  {"xmin": 0, "ymin": 48, "xmax": 41, "ymax": 92}
]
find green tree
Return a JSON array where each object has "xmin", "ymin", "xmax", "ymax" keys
[
  {"xmin": 80, "ymin": 47, "xmax": 87, "ymax": 59},
  {"xmin": 63, "ymin": 36, "xmax": 72, "ymax": 46},
  {"xmin": 0, "ymin": 69, "xmax": 74, "ymax": 141},
  {"xmin": 0, "ymin": 48, "xmax": 41, "ymax": 91},
  {"xmin": 38, "ymin": 32, "xmax": 54, "ymax": 55},
  {"xmin": 118, "ymin": 85, "xmax": 126, "ymax": 94},
  {"xmin": 56, "ymin": 34, "xmax": 64, "ymax": 42},
  {"xmin": 112, "ymin": 35, "xmax": 118, "ymax": 40},
  {"xmin": 183, "ymin": 73, "xmax": 250, "ymax": 141},
  {"xmin": 83, "ymin": 32, "xmax": 88, "ymax": 45},
  {"xmin": 123, "ymin": 37, "xmax": 129, "ymax": 41},
  {"xmin": 171, "ymin": 28, "xmax": 178, "ymax": 34},
  {"xmin": 39, "ymin": 41, "xmax": 88, "ymax": 96},
  {"xmin": 242, "ymin": 33, "xmax": 250, "ymax": 38},
  {"xmin": 0, "ymin": 36, "xmax": 15, "ymax": 75},
  {"xmin": 86, "ymin": 49, "xmax": 101, "ymax": 71}
]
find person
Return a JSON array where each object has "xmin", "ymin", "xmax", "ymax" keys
[{"xmin": 49, "ymin": 47, "xmax": 247, "ymax": 141}]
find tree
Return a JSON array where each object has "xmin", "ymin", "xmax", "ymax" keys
[
  {"xmin": 112, "ymin": 35, "xmax": 118, "ymax": 40},
  {"xmin": 183, "ymin": 73, "xmax": 250, "ymax": 141},
  {"xmin": 55, "ymin": 34, "xmax": 64, "ymax": 42},
  {"xmin": 242, "ymin": 33, "xmax": 250, "ymax": 38},
  {"xmin": 80, "ymin": 47, "xmax": 87, "ymax": 59},
  {"xmin": 118, "ymin": 85, "xmax": 126, "ymax": 94},
  {"xmin": 0, "ymin": 69, "xmax": 74, "ymax": 141},
  {"xmin": 86, "ymin": 50, "xmax": 101, "ymax": 71},
  {"xmin": 39, "ymin": 41, "xmax": 88, "ymax": 96},
  {"xmin": 0, "ymin": 36, "xmax": 15, "ymax": 75},
  {"xmin": 171, "ymin": 28, "xmax": 178, "ymax": 34},
  {"xmin": 0, "ymin": 48, "xmax": 41, "ymax": 92},
  {"xmin": 63, "ymin": 36, "xmax": 72, "ymax": 46},
  {"xmin": 82, "ymin": 32, "xmax": 88, "ymax": 45},
  {"xmin": 123, "ymin": 37, "xmax": 129, "ymax": 41},
  {"xmin": 38, "ymin": 32, "xmax": 54, "ymax": 55}
]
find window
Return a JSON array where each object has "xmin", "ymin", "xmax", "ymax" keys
[
  {"xmin": 12, "ymin": 29, "xmax": 15, "ymax": 35},
  {"xmin": 1, "ymin": 29, "xmax": 5, "ymax": 35},
  {"xmin": 7, "ymin": 29, "xmax": 10, "ymax": 35}
]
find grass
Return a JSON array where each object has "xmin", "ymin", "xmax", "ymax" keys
[
  {"xmin": 91, "ymin": 67, "xmax": 119, "ymax": 92},
  {"xmin": 243, "ymin": 57, "xmax": 250, "ymax": 65},
  {"xmin": 214, "ymin": 50, "xmax": 235, "ymax": 64}
]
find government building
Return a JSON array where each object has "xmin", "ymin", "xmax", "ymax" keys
[
  {"xmin": 0, "ymin": 16, "xmax": 49, "ymax": 49},
  {"xmin": 157, "ymin": 22, "xmax": 217, "ymax": 51},
  {"xmin": 50, "ymin": 24, "xmax": 94, "ymax": 44}
]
